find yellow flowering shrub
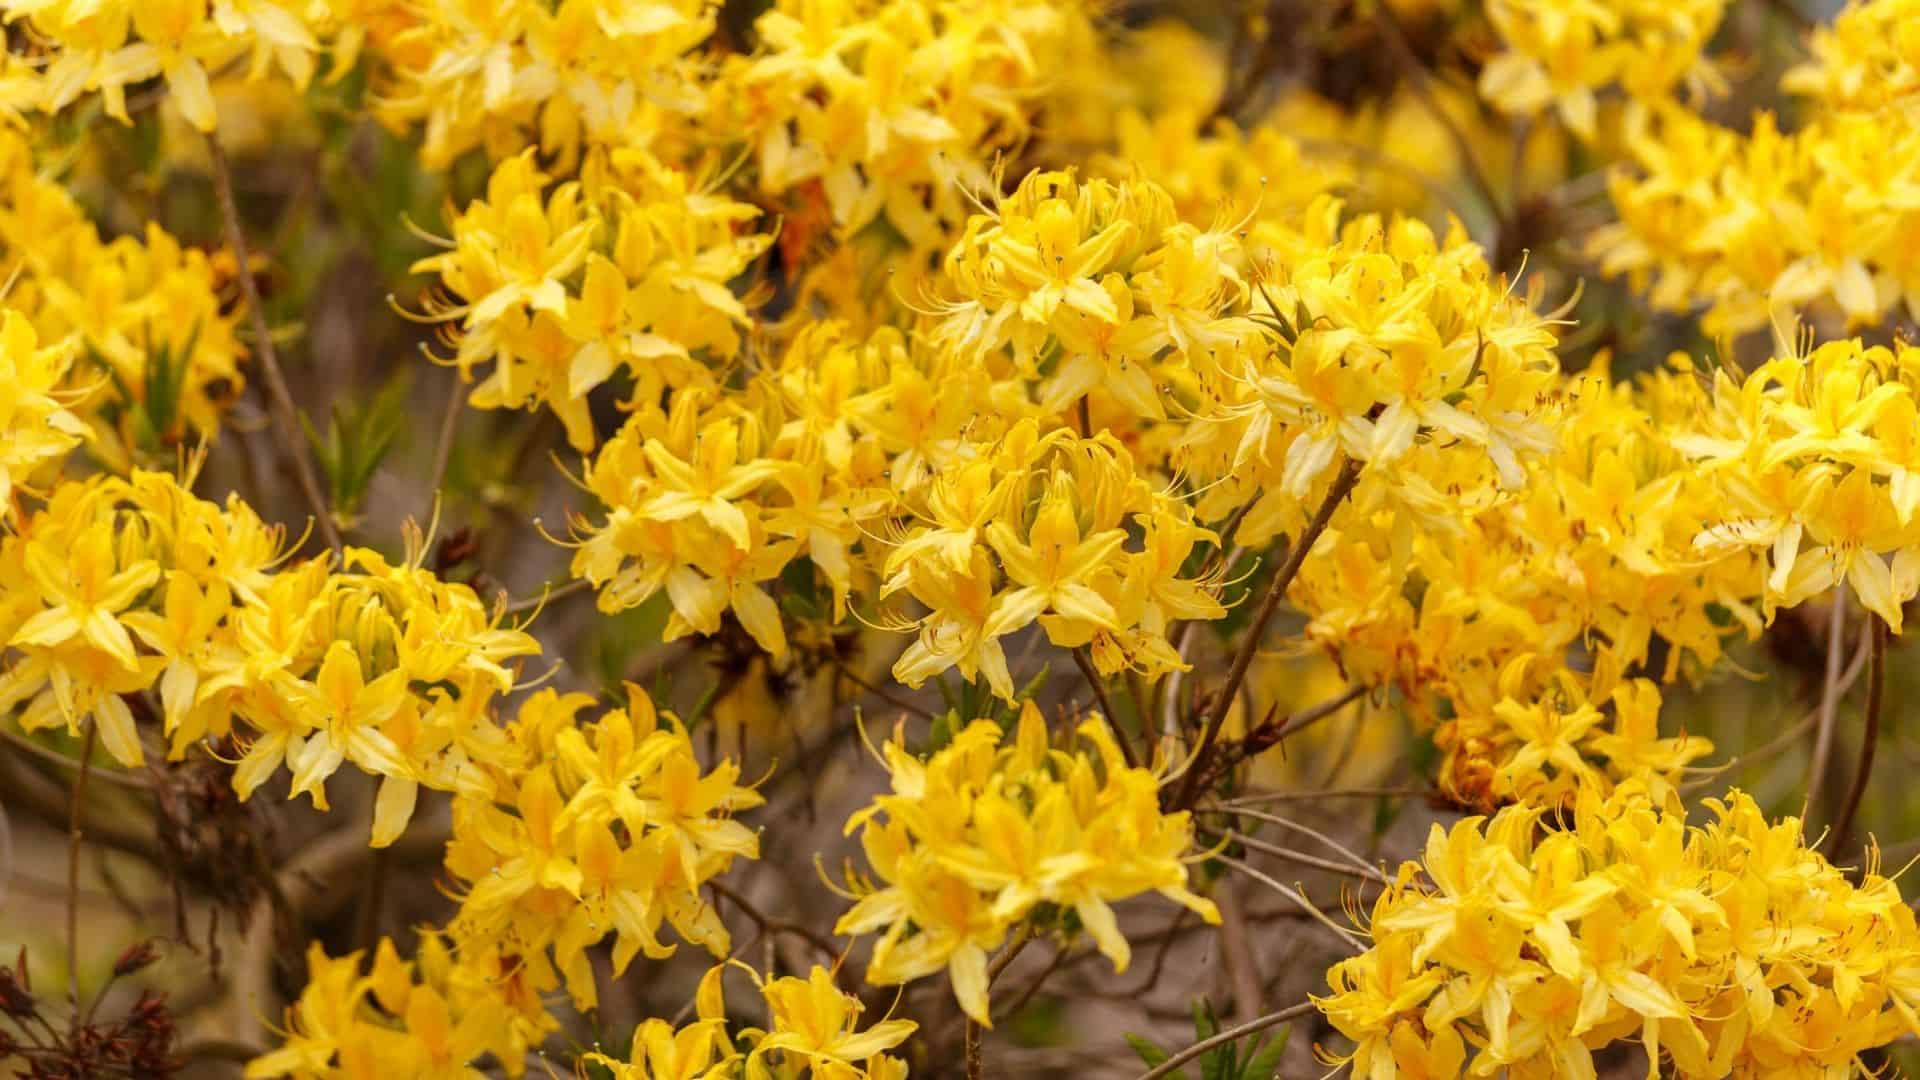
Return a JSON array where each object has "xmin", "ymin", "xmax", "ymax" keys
[
  {"xmin": 0, "ymin": 126, "xmax": 247, "ymax": 463},
  {"xmin": 5, "ymin": 1, "xmax": 1920, "ymax": 1078},
  {"xmin": 1320, "ymin": 782, "xmax": 1920, "ymax": 1077},
  {"xmin": 0, "ymin": 310, "xmax": 86, "ymax": 516},
  {"xmin": 835, "ymin": 702, "xmax": 1219, "ymax": 1024}
]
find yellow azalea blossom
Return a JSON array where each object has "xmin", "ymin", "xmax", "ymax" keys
[
  {"xmin": 836, "ymin": 703, "xmax": 1219, "ymax": 1026},
  {"xmin": 0, "ymin": 311, "xmax": 85, "ymax": 515},
  {"xmin": 1320, "ymin": 781, "xmax": 1920, "ymax": 1077}
]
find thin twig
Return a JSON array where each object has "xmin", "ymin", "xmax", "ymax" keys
[
  {"xmin": 1214, "ymin": 879, "xmax": 1262, "ymax": 1022},
  {"xmin": 1215, "ymin": 853, "xmax": 1366, "ymax": 952},
  {"xmin": 429, "ymin": 372, "xmax": 467, "ymax": 499},
  {"xmin": 1372, "ymin": 4, "xmax": 1504, "ymax": 224},
  {"xmin": 837, "ymin": 664, "xmax": 936, "ymax": 721},
  {"xmin": 964, "ymin": 927, "xmax": 1035, "ymax": 1079},
  {"xmin": 1807, "ymin": 590, "xmax": 1851, "ymax": 814},
  {"xmin": 1175, "ymin": 458, "xmax": 1362, "ymax": 809},
  {"xmin": 1683, "ymin": 618, "xmax": 1872, "ymax": 793},
  {"xmin": 0, "ymin": 727, "xmax": 149, "ymax": 790},
  {"xmin": 1214, "ymin": 804, "xmax": 1385, "ymax": 881},
  {"xmin": 66, "ymin": 714, "xmax": 98, "ymax": 1025},
  {"xmin": 1202, "ymin": 685, "xmax": 1370, "ymax": 789},
  {"xmin": 995, "ymin": 942, "xmax": 1070, "ymax": 1020},
  {"xmin": 1828, "ymin": 614, "xmax": 1889, "ymax": 861},
  {"xmin": 500, "ymin": 577, "xmax": 592, "ymax": 617},
  {"xmin": 1073, "ymin": 647, "xmax": 1137, "ymax": 770},
  {"xmin": 1272, "ymin": 685, "xmax": 1368, "ymax": 748},
  {"xmin": 1133, "ymin": 1001, "xmax": 1318, "ymax": 1080},
  {"xmin": 1214, "ymin": 828, "xmax": 1388, "ymax": 885},
  {"xmin": 205, "ymin": 130, "xmax": 342, "ymax": 556},
  {"xmin": 707, "ymin": 879, "xmax": 844, "ymax": 962},
  {"xmin": 1220, "ymin": 785, "xmax": 1430, "ymax": 806}
]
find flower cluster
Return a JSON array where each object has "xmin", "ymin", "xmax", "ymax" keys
[
  {"xmin": 0, "ymin": 470, "xmax": 540, "ymax": 845},
  {"xmin": 585, "ymin": 963, "xmax": 914, "ymax": 1080},
  {"xmin": 1477, "ymin": 0, "xmax": 1728, "ymax": 138},
  {"xmin": 834, "ymin": 703, "xmax": 1220, "ymax": 1025},
  {"xmin": 0, "ymin": 311, "xmax": 85, "ymax": 516},
  {"xmin": 412, "ymin": 151, "xmax": 771, "ymax": 452},
  {"xmin": 1284, "ymin": 352, "xmax": 1764, "ymax": 727},
  {"xmin": 1591, "ymin": 0, "xmax": 1920, "ymax": 335},
  {"xmin": 441, "ymin": 684, "xmax": 763, "ymax": 1013},
  {"xmin": 254, "ymin": 941, "xmax": 912, "ymax": 1080},
  {"xmin": 730, "ymin": 0, "xmax": 1100, "ymax": 253},
  {"xmin": 247, "ymin": 937, "xmax": 528, "ymax": 1077},
  {"xmin": 0, "ymin": 0, "xmax": 326, "ymax": 130},
  {"xmin": 1435, "ymin": 671, "xmax": 1711, "ymax": 811},
  {"xmin": 371, "ymin": 0, "xmax": 715, "ymax": 170},
  {"xmin": 1319, "ymin": 783, "xmax": 1920, "ymax": 1077},
  {"xmin": 1183, "ymin": 201, "xmax": 1562, "ymax": 531},
  {"xmin": 0, "ymin": 127, "xmax": 247, "ymax": 462},
  {"xmin": 1686, "ymin": 338, "xmax": 1920, "ymax": 633}
]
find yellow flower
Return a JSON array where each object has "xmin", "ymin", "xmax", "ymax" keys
[
  {"xmin": 0, "ymin": 311, "xmax": 85, "ymax": 514},
  {"xmin": 836, "ymin": 703, "xmax": 1218, "ymax": 1026}
]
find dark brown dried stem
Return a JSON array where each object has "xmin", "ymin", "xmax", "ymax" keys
[
  {"xmin": 1807, "ymin": 590, "xmax": 1851, "ymax": 813},
  {"xmin": 1372, "ymin": 5, "xmax": 1504, "ymax": 224},
  {"xmin": 66, "ymin": 714, "xmax": 98, "ymax": 1026},
  {"xmin": 837, "ymin": 664, "xmax": 935, "ymax": 721},
  {"xmin": 706, "ymin": 879, "xmax": 843, "ymax": 963},
  {"xmin": 1175, "ymin": 458, "xmax": 1361, "ymax": 809},
  {"xmin": 206, "ymin": 130, "xmax": 343, "ymax": 556},
  {"xmin": 1073, "ymin": 647, "xmax": 1138, "ymax": 770},
  {"xmin": 429, "ymin": 372, "xmax": 467, "ymax": 501},
  {"xmin": 1828, "ymin": 613, "xmax": 1889, "ymax": 862},
  {"xmin": 963, "ymin": 925, "xmax": 1034, "ymax": 1080}
]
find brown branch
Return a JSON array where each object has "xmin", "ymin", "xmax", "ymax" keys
[
  {"xmin": 66, "ymin": 714, "xmax": 98, "ymax": 1024},
  {"xmin": 1807, "ymin": 591, "xmax": 1851, "ymax": 813},
  {"xmin": 1372, "ymin": 4, "xmax": 1503, "ymax": 223},
  {"xmin": 1134, "ymin": 1001, "xmax": 1318, "ymax": 1080},
  {"xmin": 1073, "ymin": 647, "xmax": 1137, "ymax": 770},
  {"xmin": 429, "ymin": 372, "xmax": 467, "ymax": 501},
  {"xmin": 963, "ymin": 925, "xmax": 1034, "ymax": 1080},
  {"xmin": 0, "ymin": 726, "xmax": 150, "ymax": 790},
  {"xmin": 1175, "ymin": 457, "xmax": 1362, "ymax": 809},
  {"xmin": 837, "ymin": 664, "xmax": 936, "ymax": 722},
  {"xmin": 0, "ymin": 753, "xmax": 159, "ymax": 863},
  {"xmin": 1828, "ymin": 613, "xmax": 1889, "ymax": 861},
  {"xmin": 206, "ymin": 130, "xmax": 343, "ymax": 556},
  {"xmin": 706, "ymin": 879, "xmax": 844, "ymax": 963},
  {"xmin": 1198, "ymin": 685, "xmax": 1369, "ymax": 792},
  {"xmin": 1212, "ymin": 829, "xmax": 1387, "ymax": 884}
]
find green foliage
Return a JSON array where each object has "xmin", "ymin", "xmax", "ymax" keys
[
  {"xmin": 304, "ymin": 373, "xmax": 410, "ymax": 527},
  {"xmin": 1124, "ymin": 999, "xmax": 1291, "ymax": 1080}
]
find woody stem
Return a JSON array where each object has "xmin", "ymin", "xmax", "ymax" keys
[
  {"xmin": 1174, "ymin": 457, "xmax": 1361, "ymax": 810},
  {"xmin": 206, "ymin": 130, "xmax": 343, "ymax": 556},
  {"xmin": 963, "ymin": 925, "xmax": 1034, "ymax": 1080},
  {"xmin": 1827, "ymin": 612, "xmax": 1888, "ymax": 862}
]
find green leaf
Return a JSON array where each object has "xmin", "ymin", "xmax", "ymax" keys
[
  {"xmin": 1192, "ymin": 997, "xmax": 1219, "ymax": 1041},
  {"xmin": 1125, "ymin": 1034, "xmax": 1185, "ymax": 1080},
  {"xmin": 1241, "ymin": 1026, "xmax": 1291, "ymax": 1080},
  {"xmin": 307, "ymin": 373, "xmax": 412, "ymax": 520}
]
